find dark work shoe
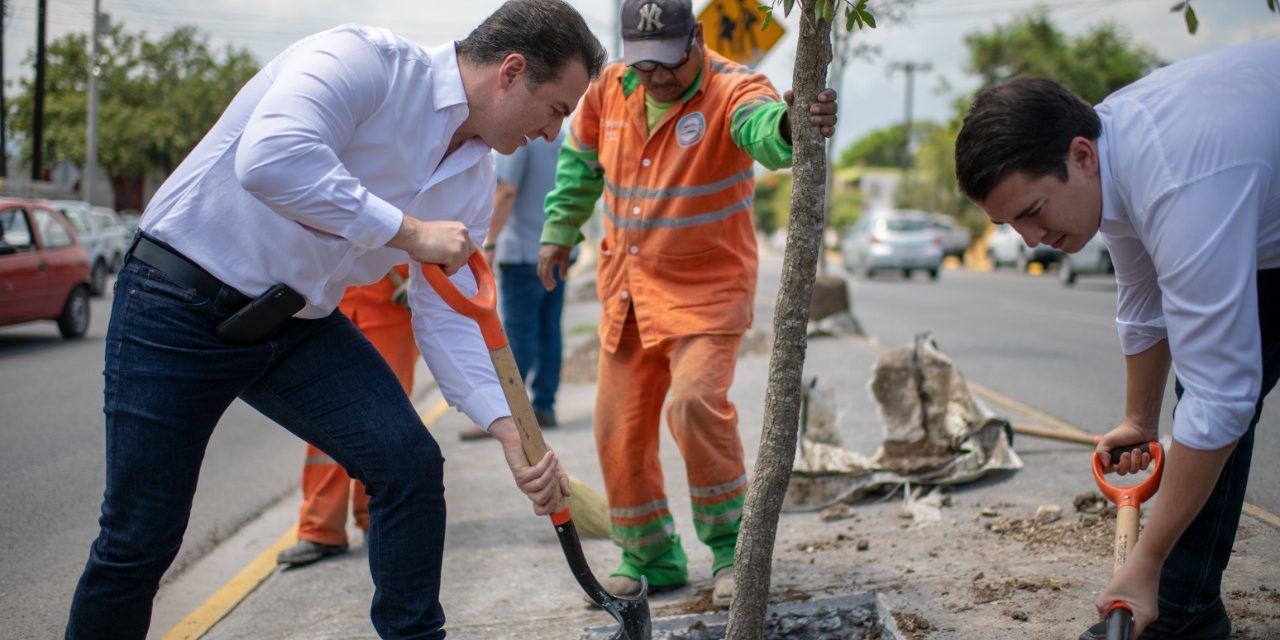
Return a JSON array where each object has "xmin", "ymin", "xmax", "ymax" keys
[
  {"xmin": 534, "ymin": 409, "xmax": 558, "ymax": 428},
  {"xmin": 1078, "ymin": 599, "xmax": 1230, "ymax": 640},
  {"xmin": 276, "ymin": 539, "xmax": 348, "ymax": 568}
]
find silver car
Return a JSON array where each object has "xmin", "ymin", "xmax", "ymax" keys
[
  {"xmin": 1059, "ymin": 232, "xmax": 1114, "ymax": 286},
  {"xmin": 986, "ymin": 223, "xmax": 1062, "ymax": 272},
  {"xmin": 841, "ymin": 210, "xmax": 944, "ymax": 280},
  {"xmin": 52, "ymin": 200, "xmax": 130, "ymax": 296}
]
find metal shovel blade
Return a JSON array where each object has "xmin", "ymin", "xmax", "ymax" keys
[{"xmin": 554, "ymin": 519, "xmax": 652, "ymax": 640}]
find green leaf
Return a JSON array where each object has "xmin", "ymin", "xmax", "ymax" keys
[
  {"xmin": 1268, "ymin": 0, "xmax": 1278, "ymax": 13},
  {"xmin": 783, "ymin": 0, "xmax": 794, "ymax": 16},
  {"xmin": 1184, "ymin": 5, "xmax": 1198, "ymax": 34},
  {"xmin": 856, "ymin": 0, "xmax": 869, "ymax": 10},
  {"xmin": 859, "ymin": 7, "xmax": 876, "ymax": 29},
  {"xmin": 1169, "ymin": 1, "xmax": 1186, "ymax": 11},
  {"xmin": 762, "ymin": 8, "xmax": 774, "ymax": 29},
  {"xmin": 845, "ymin": 7, "xmax": 857, "ymax": 31}
]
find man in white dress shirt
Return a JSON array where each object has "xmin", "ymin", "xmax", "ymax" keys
[
  {"xmin": 65, "ymin": 2, "xmax": 606, "ymax": 639},
  {"xmin": 955, "ymin": 40, "xmax": 1279, "ymax": 640}
]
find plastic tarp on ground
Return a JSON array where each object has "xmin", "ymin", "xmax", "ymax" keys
[{"xmin": 785, "ymin": 334, "xmax": 1023, "ymax": 511}]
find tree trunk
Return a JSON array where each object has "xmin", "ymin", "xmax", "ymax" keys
[{"xmin": 724, "ymin": 3, "xmax": 832, "ymax": 639}]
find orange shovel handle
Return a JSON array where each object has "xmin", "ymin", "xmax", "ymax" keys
[
  {"xmin": 419, "ymin": 250, "xmax": 506, "ymax": 350},
  {"xmin": 1092, "ymin": 441, "xmax": 1164, "ymax": 510}
]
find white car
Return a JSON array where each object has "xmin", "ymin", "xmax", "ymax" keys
[
  {"xmin": 841, "ymin": 210, "xmax": 944, "ymax": 280},
  {"xmin": 986, "ymin": 224, "xmax": 1062, "ymax": 272},
  {"xmin": 1059, "ymin": 233, "xmax": 1114, "ymax": 286},
  {"xmin": 51, "ymin": 200, "xmax": 130, "ymax": 296},
  {"xmin": 928, "ymin": 213, "xmax": 971, "ymax": 262}
]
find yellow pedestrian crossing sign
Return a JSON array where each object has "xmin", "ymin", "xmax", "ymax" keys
[{"xmin": 698, "ymin": 0, "xmax": 786, "ymax": 68}]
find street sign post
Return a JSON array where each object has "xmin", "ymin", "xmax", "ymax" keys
[{"xmin": 698, "ymin": 0, "xmax": 785, "ymax": 68}]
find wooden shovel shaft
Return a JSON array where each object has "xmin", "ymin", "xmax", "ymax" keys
[
  {"xmin": 1112, "ymin": 505, "xmax": 1140, "ymax": 574},
  {"xmin": 488, "ymin": 344, "xmax": 567, "ymax": 511}
]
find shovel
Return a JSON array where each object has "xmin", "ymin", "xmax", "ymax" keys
[
  {"xmin": 1091, "ymin": 441, "xmax": 1165, "ymax": 640},
  {"xmin": 421, "ymin": 251, "xmax": 651, "ymax": 640}
]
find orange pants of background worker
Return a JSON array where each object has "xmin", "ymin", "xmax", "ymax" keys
[
  {"xmin": 595, "ymin": 311, "xmax": 746, "ymax": 587},
  {"xmin": 296, "ymin": 273, "xmax": 418, "ymax": 546}
]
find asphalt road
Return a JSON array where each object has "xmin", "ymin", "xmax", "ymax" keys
[
  {"xmin": 0, "ymin": 277, "xmax": 303, "ymax": 639},
  {"xmin": 1, "ymin": 259, "xmax": 1275, "ymax": 639}
]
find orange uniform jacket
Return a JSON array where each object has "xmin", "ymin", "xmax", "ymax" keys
[{"xmin": 551, "ymin": 51, "xmax": 784, "ymax": 352}]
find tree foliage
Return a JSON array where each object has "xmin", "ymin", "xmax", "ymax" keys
[
  {"xmin": 963, "ymin": 8, "xmax": 1163, "ymax": 104},
  {"xmin": 7, "ymin": 22, "xmax": 258, "ymax": 182}
]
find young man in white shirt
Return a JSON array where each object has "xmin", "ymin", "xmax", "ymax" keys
[
  {"xmin": 65, "ymin": 2, "xmax": 606, "ymax": 638},
  {"xmin": 955, "ymin": 40, "xmax": 1279, "ymax": 640}
]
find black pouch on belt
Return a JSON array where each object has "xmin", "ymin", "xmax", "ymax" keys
[{"xmin": 215, "ymin": 283, "xmax": 306, "ymax": 344}]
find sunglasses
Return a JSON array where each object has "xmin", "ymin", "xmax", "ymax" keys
[{"xmin": 630, "ymin": 31, "xmax": 695, "ymax": 72}]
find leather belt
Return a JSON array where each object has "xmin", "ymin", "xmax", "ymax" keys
[{"xmin": 130, "ymin": 235, "xmax": 253, "ymax": 309}]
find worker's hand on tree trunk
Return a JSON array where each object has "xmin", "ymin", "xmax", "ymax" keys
[
  {"xmin": 490, "ymin": 417, "xmax": 571, "ymax": 515},
  {"xmin": 537, "ymin": 243, "xmax": 572, "ymax": 292},
  {"xmin": 782, "ymin": 88, "xmax": 839, "ymax": 139}
]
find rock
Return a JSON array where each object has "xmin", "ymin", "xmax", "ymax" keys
[
  {"xmin": 1034, "ymin": 504, "xmax": 1063, "ymax": 524},
  {"xmin": 818, "ymin": 503, "xmax": 856, "ymax": 522}
]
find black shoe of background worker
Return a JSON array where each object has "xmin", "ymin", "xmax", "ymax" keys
[
  {"xmin": 1078, "ymin": 599, "xmax": 1230, "ymax": 640},
  {"xmin": 534, "ymin": 409, "xmax": 557, "ymax": 428},
  {"xmin": 276, "ymin": 539, "xmax": 348, "ymax": 569}
]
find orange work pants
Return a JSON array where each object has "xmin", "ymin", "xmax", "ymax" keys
[
  {"xmin": 296, "ymin": 316, "xmax": 418, "ymax": 545},
  {"xmin": 595, "ymin": 311, "xmax": 746, "ymax": 586}
]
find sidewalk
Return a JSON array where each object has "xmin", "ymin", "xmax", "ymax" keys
[{"xmin": 175, "ymin": 251, "xmax": 1280, "ymax": 639}]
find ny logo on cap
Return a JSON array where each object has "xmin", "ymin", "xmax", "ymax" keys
[{"xmin": 637, "ymin": 2, "xmax": 664, "ymax": 31}]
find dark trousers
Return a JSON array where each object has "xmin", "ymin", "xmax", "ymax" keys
[
  {"xmin": 498, "ymin": 263, "xmax": 566, "ymax": 414},
  {"xmin": 1161, "ymin": 268, "xmax": 1279, "ymax": 613},
  {"xmin": 66, "ymin": 258, "xmax": 447, "ymax": 639}
]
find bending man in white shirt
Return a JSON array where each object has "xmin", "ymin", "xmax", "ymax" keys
[
  {"xmin": 955, "ymin": 39, "xmax": 1279, "ymax": 640},
  {"xmin": 65, "ymin": 2, "xmax": 606, "ymax": 639}
]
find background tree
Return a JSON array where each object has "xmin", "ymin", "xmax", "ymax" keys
[
  {"xmin": 836, "ymin": 122, "xmax": 907, "ymax": 169},
  {"xmin": 6, "ymin": 22, "xmax": 257, "ymax": 209},
  {"xmin": 884, "ymin": 10, "xmax": 1165, "ymax": 240}
]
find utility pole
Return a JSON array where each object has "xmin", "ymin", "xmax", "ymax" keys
[
  {"xmin": 1, "ymin": 0, "xmax": 8, "ymax": 179},
  {"xmin": 32, "ymin": 0, "xmax": 47, "ymax": 181},
  {"xmin": 84, "ymin": 1, "xmax": 104, "ymax": 203},
  {"xmin": 613, "ymin": 0, "xmax": 622, "ymax": 60},
  {"xmin": 887, "ymin": 60, "xmax": 931, "ymax": 174}
]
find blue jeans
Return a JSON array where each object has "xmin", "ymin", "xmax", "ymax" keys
[
  {"xmin": 498, "ymin": 263, "xmax": 565, "ymax": 415},
  {"xmin": 66, "ymin": 259, "xmax": 447, "ymax": 640},
  {"xmin": 1160, "ymin": 268, "xmax": 1278, "ymax": 613}
]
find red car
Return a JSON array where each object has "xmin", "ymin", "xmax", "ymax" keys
[{"xmin": 0, "ymin": 198, "xmax": 93, "ymax": 338}]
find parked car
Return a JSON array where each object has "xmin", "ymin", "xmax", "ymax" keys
[
  {"xmin": 117, "ymin": 210, "xmax": 143, "ymax": 236},
  {"xmin": 928, "ymin": 213, "xmax": 971, "ymax": 262},
  {"xmin": 841, "ymin": 209, "xmax": 944, "ymax": 280},
  {"xmin": 51, "ymin": 200, "xmax": 129, "ymax": 296},
  {"xmin": 0, "ymin": 198, "xmax": 93, "ymax": 338},
  {"xmin": 1059, "ymin": 233, "xmax": 1114, "ymax": 286},
  {"xmin": 986, "ymin": 224, "xmax": 1062, "ymax": 271}
]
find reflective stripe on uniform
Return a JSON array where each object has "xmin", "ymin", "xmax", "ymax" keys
[
  {"xmin": 689, "ymin": 474, "xmax": 748, "ymax": 499},
  {"xmin": 605, "ymin": 169, "xmax": 753, "ymax": 201},
  {"xmin": 609, "ymin": 498, "xmax": 670, "ymax": 519},
  {"xmin": 605, "ymin": 197, "xmax": 752, "ymax": 230}
]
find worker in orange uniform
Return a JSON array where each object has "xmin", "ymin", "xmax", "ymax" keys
[
  {"xmin": 276, "ymin": 268, "xmax": 418, "ymax": 567},
  {"xmin": 537, "ymin": 0, "xmax": 837, "ymax": 606}
]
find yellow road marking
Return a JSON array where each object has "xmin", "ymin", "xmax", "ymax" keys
[
  {"xmin": 162, "ymin": 397, "xmax": 453, "ymax": 639},
  {"xmin": 419, "ymin": 397, "xmax": 450, "ymax": 428},
  {"xmin": 160, "ymin": 528, "xmax": 296, "ymax": 640}
]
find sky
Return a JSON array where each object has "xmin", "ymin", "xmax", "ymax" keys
[{"xmin": 2, "ymin": 0, "xmax": 1278, "ymax": 152}]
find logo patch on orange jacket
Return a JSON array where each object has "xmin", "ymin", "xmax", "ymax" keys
[{"xmin": 676, "ymin": 112, "xmax": 706, "ymax": 147}]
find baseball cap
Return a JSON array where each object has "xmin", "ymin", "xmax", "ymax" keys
[{"xmin": 620, "ymin": 0, "xmax": 696, "ymax": 67}]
